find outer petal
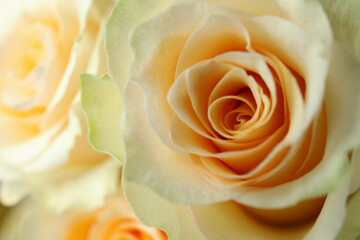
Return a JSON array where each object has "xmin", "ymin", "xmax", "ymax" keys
[
  {"xmin": 0, "ymin": 199, "xmax": 58, "ymax": 240},
  {"xmin": 305, "ymin": 147, "xmax": 360, "ymax": 240},
  {"xmin": 122, "ymin": 81, "xmax": 229, "ymax": 204},
  {"xmin": 350, "ymin": 147, "xmax": 360, "ymax": 193},
  {"xmin": 323, "ymin": 42, "xmax": 360, "ymax": 164},
  {"xmin": 40, "ymin": 20, "xmax": 96, "ymax": 129},
  {"xmin": 41, "ymin": 0, "xmax": 115, "ymax": 129},
  {"xmin": 0, "ymin": 0, "xmax": 22, "ymax": 40},
  {"xmin": 190, "ymin": 174, "xmax": 351, "ymax": 240},
  {"xmin": 106, "ymin": 0, "xmax": 173, "ymax": 93},
  {"xmin": 27, "ymin": 96, "xmax": 118, "ymax": 213},
  {"xmin": 30, "ymin": 159, "xmax": 120, "ymax": 213},
  {"xmin": 22, "ymin": 97, "xmax": 82, "ymax": 172},
  {"xmin": 54, "ymin": 0, "xmax": 115, "ymax": 34},
  {"xmin": 335, "ymin": 189, "xmax": 360, "ymax": 240},
  {"xmin": 191, "ymin": 201, "xmax": 312, "ymax": 240},
  {"xmin": 319, "ymin": 0, "xmax": 360, "ymax": 60},
  {"xmin": 81, "ymin": 74, "xmax": 124, "ymax": 163},
  {"xmin": 0, "ymin": 98, "xmax": 82, "ymax": 205},
  {"xmin": 0, "ymin": 182, "xmax": 28, "ymax": 206},
  {"xmin": 303, "ymin": 175, "xmax": 351, "ymax": 240},
  {"xmin": 174, "ymin": 0, "xmax": 332, "ymax": 46},
  {"xmin": 123, "ymin": 180, "xmax": 205, "ymax": 240}
]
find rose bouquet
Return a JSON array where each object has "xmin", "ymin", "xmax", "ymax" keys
[{"xmin": 0, "ymin": 0, "xmax": 359, "ymax": 240}]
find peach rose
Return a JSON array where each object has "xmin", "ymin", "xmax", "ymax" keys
[
  {"xmin": 0, "ymin": 0, "xmax": 118, "ymax": 210},
  {"xmin": 82, "ymin": 0, "xmax": 360, "ymax": 239},
  {"xmin": 0, "ymin": 192, "xmax": 167, "ymax": 240}
]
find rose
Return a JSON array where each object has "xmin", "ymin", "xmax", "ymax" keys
[
  {"xmin": 60, "ymin": 194, "xmax": 167, "ymax": 240},
  {"xmin": 82, "ymin": 0, "xmax": 360, "ymax": 239},
  {"xmin": 0, "ymin": 191, "xmax": 167, "ymax": 240},
  {"xmin": 0, "ymin": 0, "xmax": 119, "ymax": 211}
]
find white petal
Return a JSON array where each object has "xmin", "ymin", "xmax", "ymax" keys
[
  {"xmin": 319, "ymin": 0, "xmax": 360, "ymax": 60},
  {"xmin": 123, "ymin": 180, "xmax": 205, "ymax": 240},
  {"xmin": 30, "ymin": 159, "xmax": 120, "ymax": 213},
  {"xmin": 122, "ymin": 81, "xmax": 229, "ymax": 205},
  {"xmin": 106, "ymin": 0, "xmax": 173, "ymax": 93},
  {"xmin": 335, "ymin": 189, "xmax": 360, "ymax": 240},
  {"xmin": 191, "ymin": 201, "xmax": 312, "ymax": 240}
]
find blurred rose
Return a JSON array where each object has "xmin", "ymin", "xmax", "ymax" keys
[
  {"xmin": 0, "ymin": 191, "xmax": 167, "ymax": 240},
  {"xmin": 0, "ymin": 0, "xmax": 118, "ymax": 211},
  {"xmin": 81, "ymin": 0, "xmax": 360, "ymax": 239}
]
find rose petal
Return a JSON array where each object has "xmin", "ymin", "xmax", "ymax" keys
[
  {"xmin": 170, "ymin": 115, "xmax": 218, "ymax": 155},
  {"xmin": 191, "ymin": 173, "xmax": 352, "ymax": 240},
  {"xmin": 304, "ymin": 173, "xmax": 351, "ymax": 240},
  {"xmin": 207, "ymin": 68, "xmax": 264, "ymax": 139},
  {"xmin": 168, "ymin": 61, "xmax": 233, "ymax": 139},
  {"xmin": 190, "ymin": 201, "xmax": 312, "ymax": 240},
  {"xmin": 0, "ymin": 182, "xmax": 29, "ymax": 206},
  {"xmin": 85, "ymin": 21, "xmax": 108, "ymax": 76},
  {"xmin": 41, "ymin": 0, "xmax": 113, "ymax": 129},
  {"xmin": 249, "ymin": 107, "xmax": 326, "ymax": 186},
  {"xmin": 175, "ymin": 13, "xmax": 252, "ymax": 77},
  {"xmin": 0, "ymin": 108, "xmax": 41, "ymax": 146},
  {"xmin": 1, "ymin": 24, "xmax": 64, "ymax": 111},
  {"xmin": 81, "ymin": 74, "xmax": 124, "ymax": 163},
  {"xmin": 123, "ymin": 180, "xmax": 205, "ymax": 240},
  {"xmin": 0, "ymin": 199, "xmax": 59, "ymax": 240},
  {"xmin": 174, "ymin": 0, "xmax": 332, "ymax": 45},
  {"xmin": 324, "ymin": 42, "xmax": 360, "ymax": 163},
  {"xmin": 243, "ymin": 15, "xmax": 329, "ymax": 139},
  {"xmin": 20, "ymin": 97, "xmax": 82, "ymax": 172},
  {"xmin": 170, "ymin": 115, "xmax": 288, "ymax": 174},
  {"xmin": 129, "ymin": 2, "xmax": 257, "ymax": 147},
  {"xmin": 106, "ymin": 0, "xmax": 173, "ymax": 93},
  {"xmin": 0, "ymin": 0, "xmax": 22, "ymax": 39},
  {"xmin": 0, "ymin": 115, "xmax": 65, "ymax": 166},
  {"xmin": 123, "ymin": 81, "xmax": 229, "ymax": 204},
  {"xmin": 40, "ymin": 24, "xmax": 96, "ymax": 129},
  {"xmin": 319, "ymin": 0, "xmax": 360, "ymax": 60},
  {"xmin": 350, "ymin": 147, "xmax": 360, "ymax": 193},
  {"xmin": 30, "ymin": 159, "xmax": 120, "ymax": 213},
  {"xmin": 335, "ymin": 189, "xmax": 360, "ymax": 240},
  {"xmin": 211, "ymin": 52, "xmax": 280, "ymax": 142}
]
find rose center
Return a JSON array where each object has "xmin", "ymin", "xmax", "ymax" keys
[
  {"xmin": 209, "ymin": 87, "xmax": 256, "ymax": 136},
  {"xmin": 207, "ymin": 69, "xmax": 263, "ymax": 139},
  {"xmin": 224, "ymin": 102, "xmax": 253, "ymax": 130},
  {"xmin": 14, "ymin": 28, "xmax": 47, "ymax": 79},
  {"xmin": 0, "ymin": 18, "xmax": 59, "ymax": 111}
]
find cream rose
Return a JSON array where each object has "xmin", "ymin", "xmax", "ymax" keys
[
  {"xmin": 0, "ymin": 0, "xmax": 118, "ymax": 210},
  {"xmin": 0, "ymin": 192, "xmax": 167, "ymax": 240},
  {"xmin": 82, "ymin": 0, "xmax": 360, "ymax": 239}
]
